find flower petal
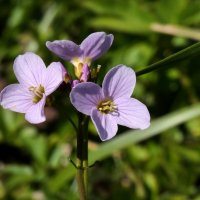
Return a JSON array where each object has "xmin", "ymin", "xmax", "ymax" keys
[
  {"xmin": 80, "ymin": 64, "xmax": 90, "ymax": 82},
  {"xmin": 0, "ymin": 84, "xmax": 33, "ymax": 113},
  {"xmin": 114, "ymin": 97, "xmax": 150, "ymax": 129},
  {"xmin": 25, "ymin": 95, "xmax": 46, "ymax": 124},
  {"xmin": 46, "ymin": 40, "xmax": 82, "ymax": 61},
  {"xmin": 14, "ymin": 52, "xmax": 46, "ymax": 87},
  {"xmin": 91, "ymin": 109, "xmax": 118, "ymax": 141},
  {"xmin": 80, "ymin": 32, "xmax": 114, "ymax": 61},
  {"xmin": 44, "ymin": 62, "xmax": 64, "ymax": 96},
  {"xmin": 102, "ymin": 65, "xmax": 136, "ymax": 100},
  {"xmin": 70, "ymin": 82, "xmax": 103, "ymax": 115}
]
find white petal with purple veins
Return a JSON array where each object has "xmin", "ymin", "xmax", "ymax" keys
[
  {"xmin": 80, "ymin": 32, "xmax": 114, "ymax": 61},
  {"xmin": 103, "ymin": 65, "xmax": 136, "ymax": 100},
  {"xmin": 0, "ymin": 84, "xmax": 33, "ymax": 113},
  {"xmin": 114, "ymin": 97, "xmax": 150, "ymax": 129},
  {"xmin": 91, "ymin": 108, "xmax": 118, "ymax": 141},
  {"xmin": 70, "ymin": 82, "xmax": 103, "ymax": 115},
  {"xmin": 46, "ymin": 40, "xmax": 82, "ymax": 61},
  {"xmin": 25, "ymin": 95, "xmax": 46, "ymax": 124},
  {"xmin": 44, "ymin": 62, "xmax": 63, "ymax": 96},
  {"xmin": 14, "ymin": 52, "xmax": 46, "ymax": 87}
]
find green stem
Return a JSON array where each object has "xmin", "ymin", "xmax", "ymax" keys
[
  {"xmin": 76, "ymin": 114, "xmax": 89, "ymax": 200},
  {"xmin": 136, "ymin": 41, "xmax": 200, "ymax": 76}
]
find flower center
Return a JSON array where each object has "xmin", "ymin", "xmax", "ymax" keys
[
  {"xmin": 97, "ymin": 98, "xmax": 117, "ymax": 114},
  {"xmin": 71, "ymin": 57, "xmax": 91, "ymax": 78},
  {"xmin": 29, "ymin": 84, "xmax": 45, "ymax": 103}
]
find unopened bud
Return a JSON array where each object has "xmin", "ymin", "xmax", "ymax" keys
[
  {"xmin": 80, "ymin": 64, "xmax": 90, "ymax": 82},
  {"xmin": 72, "ymin": 80, "xmax": 80, "ymax": 88},
  {"xmin": 61, "ymin": 64, "xmax": 71, "ymax": 84}
]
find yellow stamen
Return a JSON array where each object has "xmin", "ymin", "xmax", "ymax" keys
[
  {"xmin": 71, "ymin": 57, "xmax": 91, "ymax": 79},
  {"xmin": 91, "ymin": 65, "xmax": 101, "ymax": 79},
  {"xmin": 97, "ymin": 98, "xmax": 117, "ymax": 114},
  {"xmin": 29, "ymin": 84, "xmax": 45, "ymax": 103}
]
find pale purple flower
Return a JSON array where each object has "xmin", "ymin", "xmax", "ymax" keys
[
  {"xmin": 0, "ymin": 52, "xmax": 63, "ymax": 124},
  {"xmin": 70, "ymin": 65, "xmax": 150, "ymax": 141},
  {"xmin": 46, "ymin": 32, "xmax": 114, "ymax": 78}
]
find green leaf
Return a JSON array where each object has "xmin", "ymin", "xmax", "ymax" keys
[
  {"xmin": 136, "ymin": 41, "xmax": 200, "ymax": 76},
  {"xmin": 156, "ymin": 0, "xmax": 188, "ymax": 23},
  {"xmin": 89, "ymin": 17, "xmax": 150, "ymax": 34},
  {"xmin": 1, "ymin": 165, "xmax": 33, "ymax": 175},
  {"xmin": 83, "ymin": 0, "xmax": 154, "ymax": 34}
]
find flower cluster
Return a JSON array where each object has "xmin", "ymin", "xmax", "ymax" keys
[{"xmin": 0, "ymin": 32, "xmax": 150, "ymax": 140}]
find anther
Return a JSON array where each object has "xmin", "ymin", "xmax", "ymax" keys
[
  {"xmin": 97, "ymin": 99, "xmax": 118, "ymax": 114},
  {"xmin": 29, "ymin": 84, "xmax": 45, "ymax": 103}
]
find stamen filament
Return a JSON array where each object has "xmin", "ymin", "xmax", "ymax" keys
[
  {"xmin": 97, "ymin": 99, "xmax": 118, "ymax": 114},
  {"xmin": 29, "ymin": 84, "xmax": 45, "ymax": 103}
]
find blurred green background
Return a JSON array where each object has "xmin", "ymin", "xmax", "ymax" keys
[{"xmin": 1, "ymin": 0, "xmax": 200, "ymax": 199}]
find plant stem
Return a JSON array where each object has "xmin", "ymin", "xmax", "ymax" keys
[
  {"xmin": 136, "ymin": 41, "xmax": 200, "ymax": 76},
  {"xmin": 76, "ymin": 114, "xmax": 89, "ymax": 200}
]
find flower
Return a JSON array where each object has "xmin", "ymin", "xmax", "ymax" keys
[
  {"xmin": 46, "ymin": 32, "xmax": 114, "ymax": 78},
  {"xmin": 70, "ymin": 65, "xmax": 150, "ymax": 141},
  {"xmin": 0, "ymin": 52, "xmax": 63, "ymax": 124}
]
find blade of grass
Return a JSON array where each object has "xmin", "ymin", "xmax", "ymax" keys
[
  {"xmin": 89, "ymin": 103, "xmax": 200, "ymax": 163},
  {"xmin": 136, "ymin": 41, "xmax": 200, "ymax": 76},
  {"xmin": 150, "ymin": 23, "xmax": 200, "ymax": 41}
]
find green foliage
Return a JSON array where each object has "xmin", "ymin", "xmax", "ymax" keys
[{"xmin": 1, "ymin": 0, "xmax": 200, "ymax": 199}]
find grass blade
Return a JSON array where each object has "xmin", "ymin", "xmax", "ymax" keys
[
  {"xmin": 89, "ymin": 103, "xmax": 200, "ymax": 163},
  {"xmin": 136, "ymin": 41, "xmax": 200, "ymax": 76}
]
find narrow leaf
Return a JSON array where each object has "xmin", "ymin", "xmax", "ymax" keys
[{"xmin": 136, "ymin": 41, "xmax": 200, "ymax": 76}]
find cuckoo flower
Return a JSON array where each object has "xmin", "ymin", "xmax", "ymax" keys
[
  {"xmin": 70, "ymin": 65, "xmax": 150, "ymax": 141},
  {"xmin": 46, "ymin": 32, "xmax": 114, "ymax": 78},
  {"xmin": 0, "ymin": 52, "xmax": 63, "ymax": 124}
]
